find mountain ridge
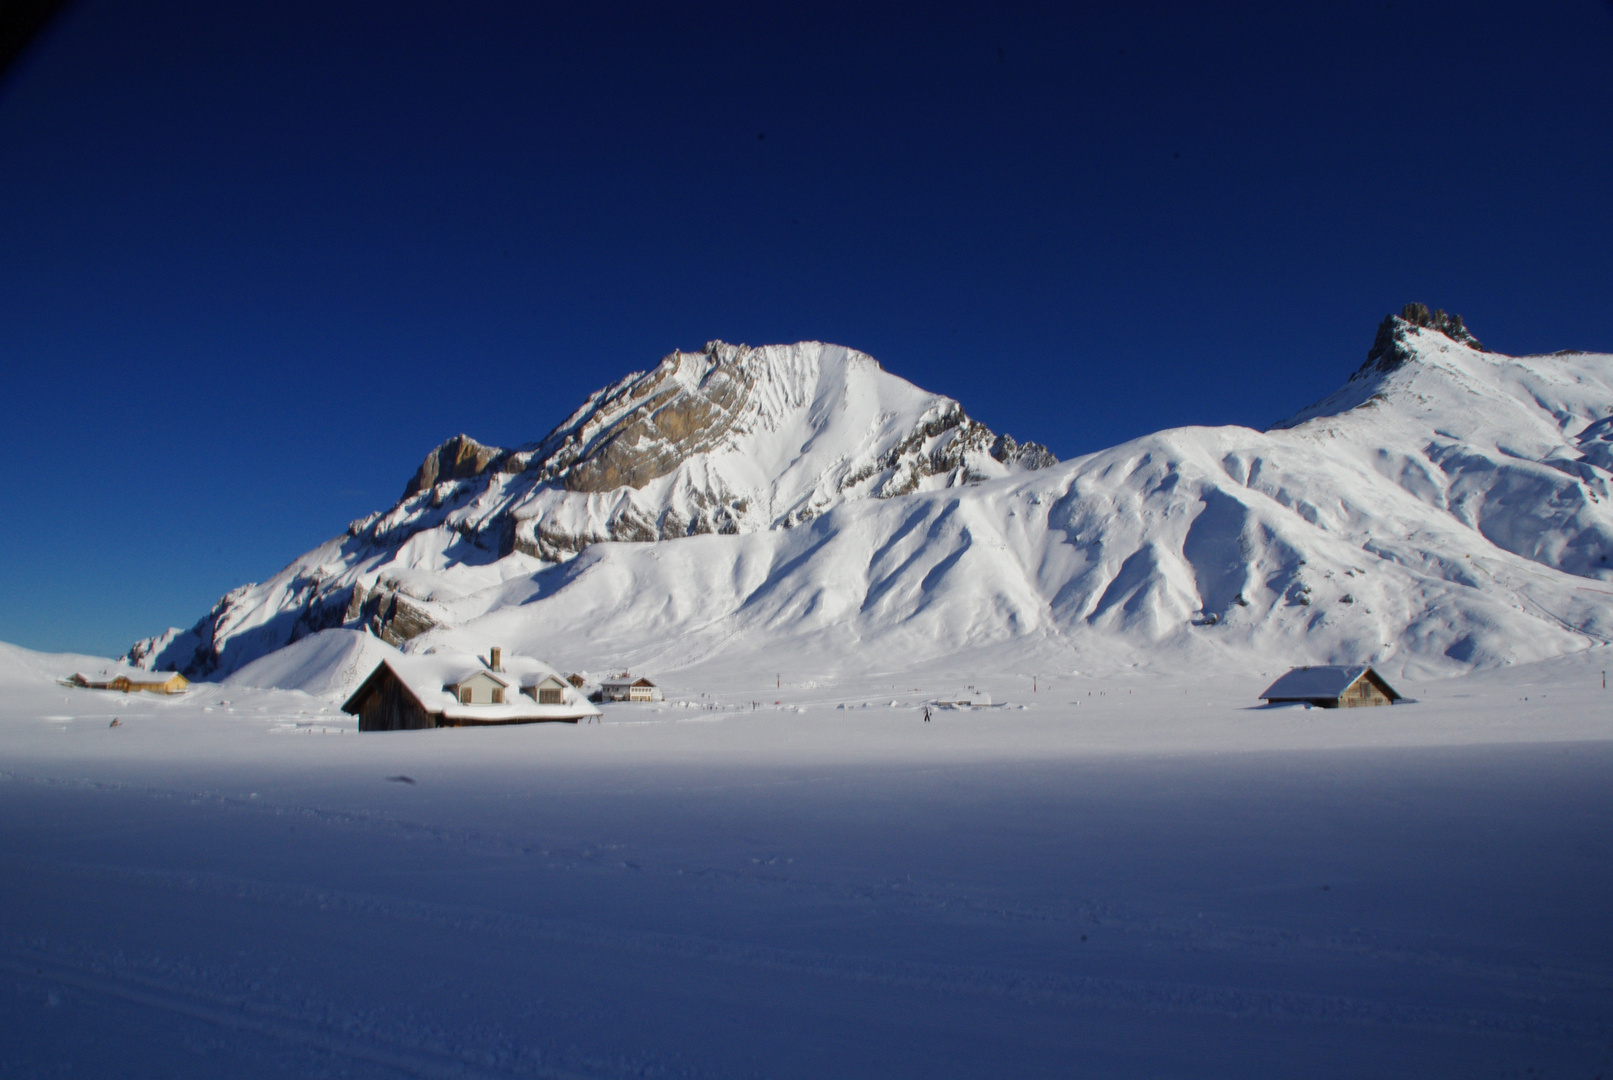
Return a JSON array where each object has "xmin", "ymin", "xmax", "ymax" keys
[{"xmin": 129, "ymin": 312, "xmax": 1613, "ymax": 682}]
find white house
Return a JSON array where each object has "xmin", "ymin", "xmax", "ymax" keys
[{"xmin": 597, "ymin": 676, "xmax": 664, "ymax": 702}]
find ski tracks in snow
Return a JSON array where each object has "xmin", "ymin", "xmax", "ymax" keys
[
  {"xmin": 7, "ymin": 851, "xmax": 1610, "ymax": 1062},
  {"xmin": 5, "ymin": 765, "xmax": 1610, "ymax": 1032},
  {"xmin": 5, "ymin": 754, "xmax": 1612, "ymax": 1075},
  {"xmin": 1, "ymin": 948, "xmax": 595, "ymax": 1080}
]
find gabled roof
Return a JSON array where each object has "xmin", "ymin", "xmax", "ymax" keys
[
  {"xmin": 1260, "ymin": 665, "xmax": 1400, "ymax": 701},
  {"xmin": 600, "ymin": 676, "xmax": 656, "ymax": 688},
  {"xmin": 342, "ymin": 652, "xmax": 601, "ymax": 721},
  {"xmin": 444, "ymin": 669, "xmax": 509, "ymax": 688}
]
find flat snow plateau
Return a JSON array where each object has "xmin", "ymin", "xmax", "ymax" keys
[{"xmin": 2, "ymin": 640, "xmax": 1610, "ymax": 1078}]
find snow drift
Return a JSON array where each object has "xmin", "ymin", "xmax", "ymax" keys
[{"xmin": 131, "ymin": 310, "xmax": 1613, "ymax": 681}]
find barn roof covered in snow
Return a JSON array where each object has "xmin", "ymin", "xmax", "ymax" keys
[
  {"xmin": 342, "ymin": 652, "xmax": 600, "ymax": 722},
  {"xmin": 1259, "ymin": 665, "xmax": 1401, "ymax": 702}
]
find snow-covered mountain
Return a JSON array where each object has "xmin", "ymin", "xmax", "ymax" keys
[
  {"xmin": 402, "ymin": 339, "xmax": 1055, "ymax": 559},
  {"xmin": 131, "ymin": 309, "xmax": 1613, "ymax": 681},
  {"xmin": 130, "ymin": 340, "xmax": 1054, "ymax": 676}
]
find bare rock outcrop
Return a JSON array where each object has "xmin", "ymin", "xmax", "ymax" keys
[
  {"xmin": 402, "ymin": 434, "xmax": 507, "ymax": 500},
  {"xmin": 346, "ymin": 580, "xmax": 441, "ymax": 646},
  {"xmin": 1362, "ymin": 303, "xmax": 1484, "ymax": 376}
]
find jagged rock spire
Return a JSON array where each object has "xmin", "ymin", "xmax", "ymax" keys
[{"xmin": 1362, "ymin": 303, "xmax": 1484, "ymax": 375}]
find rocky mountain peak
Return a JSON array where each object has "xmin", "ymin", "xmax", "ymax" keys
[
  {"xmin": 402, "ymin": 434, "xmax": 506, "ymax": 500},
  {"xmin": 1361, "ymin": 303, "xmax": 1484, "ymax": 376},
  {"xmin": 529, "ymin": 339, "xmax": 787, "ymax": 494},
  {"xmin": 128, "ymin": 340, "xmax": 1062, "ymax": 676},
  {"xmin": 392, "ymin": 339, "xmax": 1053, "ymax": 521},
  {"xmin": 1272, "ymin": 305, "xmax": 1490, "ymax": 430}
]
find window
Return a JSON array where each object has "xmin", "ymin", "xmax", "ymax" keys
[
  {"xmin": 539, "ymin": 687, "xmax": 561, "ymax": 704},
  {"xmin": 460, "ymin": 687, "xmax": 472, "ymax": 704},
  {"xmin": 491, "ymin": 688, "xmax": 503, "ymax": 704}
]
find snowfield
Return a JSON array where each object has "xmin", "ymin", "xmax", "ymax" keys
[{"xmin": 2, "ymin": 639, "xmax": 1610, "ymax": 1078}]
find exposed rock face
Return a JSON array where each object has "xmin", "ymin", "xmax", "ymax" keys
[
  {"xmin": 406, "ymin": 341, "xmax": 1057, "ymax": 498},
  {"xmin": 401, "ymin": 435, "xmax": 506, "ymax": 500},
  {"xmin": 540, "ymin": 346, "xmax": 762, "ymax": 494},
  {"xmin": 1362, "ymin": 303, "xmax": 1484, "ymax": 375},
  {"xmin": 375, "ymin": 340, "xmax": 1056, "ymax": 558},
  {"xmin": 347, "ymin": 580, "xmax": 441, "ymax": 646},
  {"xmin": 990, "ymin": 433, "xmax": 1058, "ymax": 471}
]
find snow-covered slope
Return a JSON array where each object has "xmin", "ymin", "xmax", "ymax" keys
[
  {"xmin": 132, "ymin": 310, "xmax": 1613, "ymax": 681},
  {"xmin": 220, "ymin": 628, "xmax": 403, "ymax": 699}
]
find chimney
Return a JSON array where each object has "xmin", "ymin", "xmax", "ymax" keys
[{"xmin": 489, "ymin": 647, "xmax": 502, "ymax": 672}]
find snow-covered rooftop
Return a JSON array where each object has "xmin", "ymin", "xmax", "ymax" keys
[
  {"xmin": 599, "ymin": 676, "xmax": 656, "ymax": 688},
  {"xmin": 359, "ymin": 653, "xmax": 600, "ymax": 722},
  {"xmin": 1260, "ymin": 665, "xmax": 1396, "ymax": 701},
  {"xmin": 72, "ymin": 667, "xmax": 186, "ymax": 686}
]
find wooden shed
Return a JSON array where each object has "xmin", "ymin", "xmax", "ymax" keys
[
  {"xmin": 1259, "ymin": 665, "xmax": 1401, "ymax": 708},
  {"xmin": 344, "ymin": 661, "xmax": 438, "ymax": 731}
]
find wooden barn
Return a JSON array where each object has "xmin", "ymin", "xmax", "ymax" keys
[
  {"xmin": 1259, "ymin": 665, "xmax": 1401, "ymax": 709},
  {"xmin": 70, "ymin": 669, "xmax": 190, "ymax": 695},
  {"xmin": 341, "ymin": 650, "xmax": 601, "ymax": 731}
]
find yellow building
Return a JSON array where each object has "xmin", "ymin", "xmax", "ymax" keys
[{"xmin": 71, "ymin": 669, "xmax": 190, "ymax": 695}]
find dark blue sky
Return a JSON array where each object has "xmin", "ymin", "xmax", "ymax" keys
[{"xmin": 3, "ymin": 0, "xmax": 1611, "ymax": 657}]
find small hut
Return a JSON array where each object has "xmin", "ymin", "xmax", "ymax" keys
[
  {"xmin": 1259, "ymin": 665, "xmax": 1401, "ymax": 709},
  {"xmin": 71, "ymin": 669, "xmax": 190, "ymax": 695}
]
